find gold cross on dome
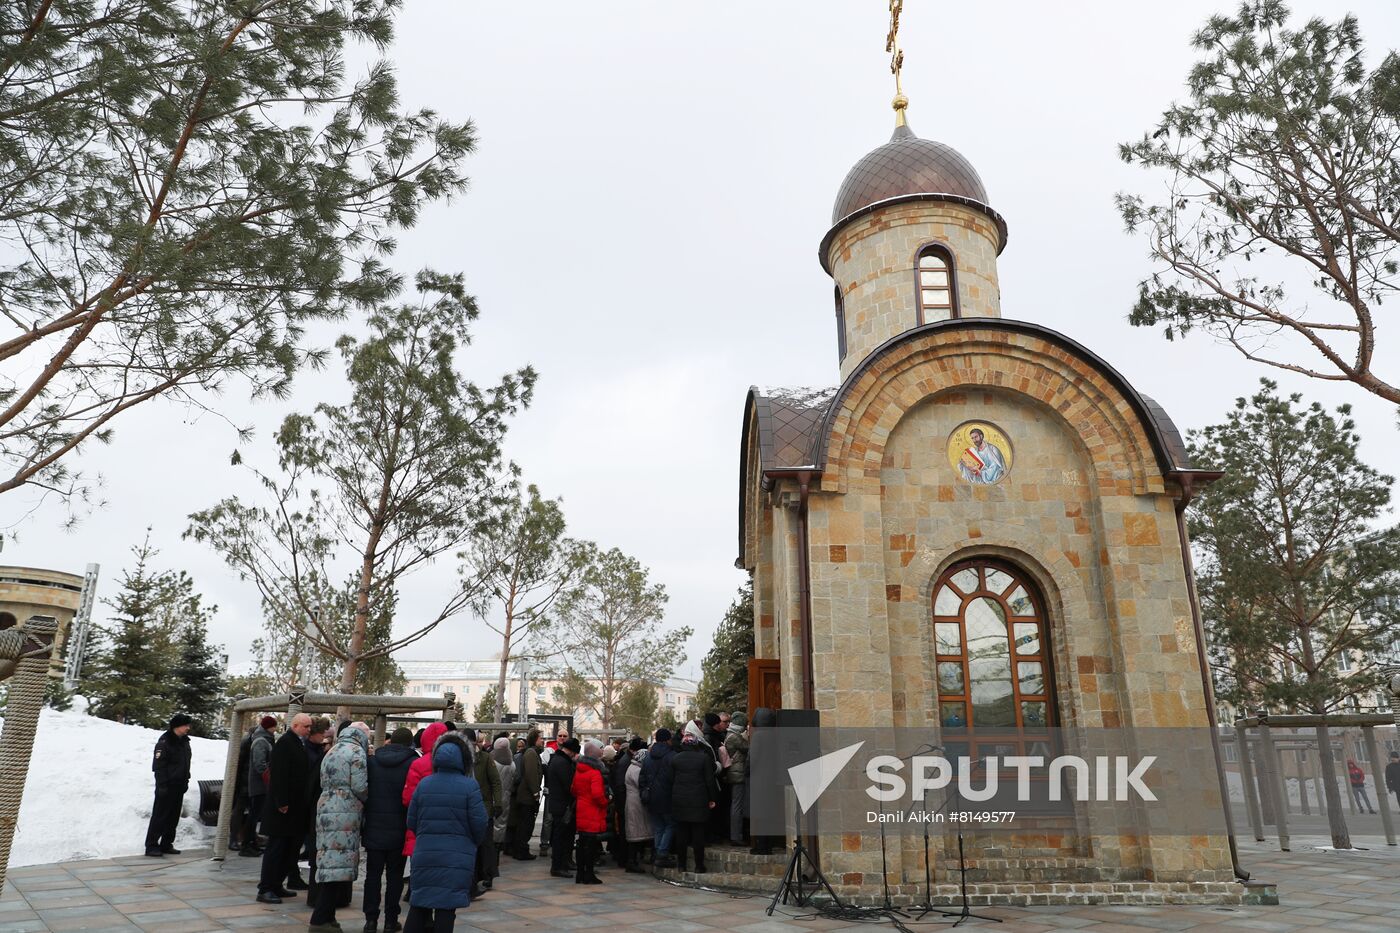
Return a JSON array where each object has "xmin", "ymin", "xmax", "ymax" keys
[{"xmin": 886, "ymin": 1, "xmax": 909, "ymax": 125}]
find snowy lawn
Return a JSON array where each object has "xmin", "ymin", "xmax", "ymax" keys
[{"xmin": 1, "ymin": 706, "xmax": 228, "ymax": 867}]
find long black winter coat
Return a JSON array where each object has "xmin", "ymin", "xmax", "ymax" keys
[
  {"xmin": 544, "ymin": 751, "xmax": 576, "ymax": 816},
  {"xmin": 152, "ymin": 729, "xmax": 192, "ymax": 793},
  {"xmin": 363, "ymin": 743, "xmax": 415, "ymax": 851},
  {"xmin": 263, "ymin": 730, "xmax": 310, "ymax": 837},
  {"xmin": 235, "ymin": 733, "xmax": 251, "ymax": 796},
  {"xmin": 640, "ymin": 741, "xmax": 676, "ymax": 816},
  {"xmin": 669, "ymin": 743, "xmax": 719, "ymax": 823},
  {"xmin": 610, "ymin": 750, "xmax": 631, "ymax": 808}
]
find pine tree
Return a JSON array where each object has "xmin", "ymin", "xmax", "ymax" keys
[
  {"xmin": 171, "ymin": 614, "xmax": 228, "ymax": 738},
  {"xmin": 474, "ymin": 685, "xmax": 509, "ymax": 724},
  {"xmin": 83, "ymin": 538, "xmax": 180, "ymax": 728},
  {"xmin": 695, "ymin": 581, "xmax": 755, "ymax": 716},
  {"xmin": 1190, "ymin": 380, "xmax": 1400, "ymax": 849}
]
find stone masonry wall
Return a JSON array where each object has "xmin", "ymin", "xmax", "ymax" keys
[{"xmin": 828, "ymin": 202, "xmax": 1002, "ymax": 383}]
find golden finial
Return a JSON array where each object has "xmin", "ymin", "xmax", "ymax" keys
[{"xmin": 887, "ymin": 1, "xmax": 908, "ymax": 127}]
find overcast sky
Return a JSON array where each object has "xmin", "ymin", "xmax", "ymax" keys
[{"xmin": 7, "ymin": 1, "xmax": 1400, "ymax": 683}]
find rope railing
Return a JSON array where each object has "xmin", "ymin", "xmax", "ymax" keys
[{"xmin": 0, "ymin": 618, "xmax": 60, "ymax": 895}]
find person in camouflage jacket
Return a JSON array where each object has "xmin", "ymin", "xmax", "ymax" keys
[{"xmin": 308, "ymin": 723, "xmax": 370, "ymax": 931}]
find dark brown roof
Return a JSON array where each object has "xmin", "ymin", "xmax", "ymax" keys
[
  {"xmin": 823, "ymin": 123, "xmax": 1009, "ymax": 264},
  {"xmin": 749, "ymin": 387, "xmax": 838, "ymax": 471},
  {"xmin": 832, "ymin": 124, "xmax": 989, "ymax": 224}
]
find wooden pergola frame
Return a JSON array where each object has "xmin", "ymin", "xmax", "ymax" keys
[
  {"xmin": 212, "ymin": 686, "xmax": 462, "ymax": 861},
  {"xmin": 1230, "ymin": 712, "xmax": 1397, "ymax": 852}
]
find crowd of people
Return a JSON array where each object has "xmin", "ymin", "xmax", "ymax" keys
[{"xmin": 146, "ymin": 708, "xmax": 763, "ymax": 933}]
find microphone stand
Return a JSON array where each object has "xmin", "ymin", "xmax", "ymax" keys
[
  {"xmin": 875, "ymin": 789, "xmax": 909, "ymax": 918},
  {"xmin": 922, "ymin": 754, "xmax": 1002, "ymax": 927}
]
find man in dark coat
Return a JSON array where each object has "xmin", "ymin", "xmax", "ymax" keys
[
  {"xmin": 640, "ymin": 728, "xmax": 677, "ymax": 866},
  {"xmin": 670, "ymin": 733, "xmax": 720, "ymax": 873},
  {"xmin": 231, "ymin": 723, "xmax": 258, "ymax": 855},
  {"xmin": 257, "ymin": 712, "xmax": 312, "ymax": 904},
  {"xmin": 144, "ymin": 713, "xmax": 194, "ymax": 857},
  {"xmin": 363, "ymin": 727, "xmax": 415, "ymax": 933},
  {"xmin": 246, "ymin": 715, "xmax": 276, "ymax": 851},
  {"xmin": 509, "ymin": 729, "xmax": 544, "ymax": 860},
  {"xmin": 545, "ymin": 738, "xmax": 579, "ymax": 877},
  {"xmin": 296, "ymin": 717, "xmax": 332, "ymax": 898},
  {"xmin": 609, "ymin": 742, "xmax": 632, "ymax": 867},
  {"xmin": 1387, "ymin": 751, "xmax": 1400, "ymax": 811}
]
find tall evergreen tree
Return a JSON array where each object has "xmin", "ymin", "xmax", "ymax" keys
[
  {"xmin": 695, "ymin": 581, "xmax": 754, "ymax": 716},
  {"xmin": 1190, "ymin": 380, "xmax": 1400, "ymax": 849},
  {"xmin": 189, "ymin": 278, "xmax": 532, "ymax": 706},
  {"xmin": 84, "ymin": 535, "xmax": 228, "ymax": 731},
  {"xmin": 84, "ymin": 538, "xmax": 179, "ymax": 727},
  {"xmin": 1118, "ymin": 1, "xmax": 1400, "ymax": 405},
  {"xmin": 171, "ymin": 614, "xmax": 228, "ymax": 738},
  {"xmin": 0, "ymin": 1, "xmax": 476, "ymax": 515}
]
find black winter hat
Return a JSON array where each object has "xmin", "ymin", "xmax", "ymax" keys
[
  {"xmin": 655, "ymin": 728, "xmax": 672, "ymax": 743},
  {"xmin": 169, "ymin": 713, "xmax": 193, "ymax": 730},
  {"xmin": 629, "ymin": 737, "xmax": 645, "ymax": 751},
  {"xmin": 390, "ymin": 727, "xmax": 413, "ymax": 746}
]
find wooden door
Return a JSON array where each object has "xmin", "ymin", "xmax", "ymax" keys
[{"xmin": 747, "ymin": 657, "xmax": 781, "ymax": 719}]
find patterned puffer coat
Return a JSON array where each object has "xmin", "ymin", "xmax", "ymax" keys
[{"xmin": 314, "ymin": 726, "xmax": 370, "ymax": 883}]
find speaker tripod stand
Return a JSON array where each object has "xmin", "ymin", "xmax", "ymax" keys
[{"xmin": 766, "ymin": 804, "xmax": 844, "ymax": 916}]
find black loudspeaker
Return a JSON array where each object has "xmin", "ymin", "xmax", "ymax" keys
[{"xmin": 750, "ymin": 708, "xmax": 820, "ymax": 838}]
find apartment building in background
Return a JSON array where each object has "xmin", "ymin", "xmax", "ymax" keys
[{"xmin": 398, "ymin": 658, "xmax": 698, "ymax": 732}]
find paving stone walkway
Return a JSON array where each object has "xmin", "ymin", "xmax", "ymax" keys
[{"xmin": 1, "ymin": 835, "xmax": 1397, "ymax": 932}]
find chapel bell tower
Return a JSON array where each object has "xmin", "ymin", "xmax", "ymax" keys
[{"xmin": 822, "ymin": 97, "xmax": 1008, "ymax": 381}]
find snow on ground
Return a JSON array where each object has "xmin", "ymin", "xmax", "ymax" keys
[{"xmin": 0, "ymin": 705, "xmax": 227, "ymax": 867}]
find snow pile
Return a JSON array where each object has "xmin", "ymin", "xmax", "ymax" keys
[{"xmin": 0, "ymin": 706, "xmax": 227, "ymax": 867}]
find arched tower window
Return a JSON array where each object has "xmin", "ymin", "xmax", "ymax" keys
[
  {"xmin": 932, "ymin": 559, "xmax": 1054, "ymax": 731},
  {"xmin": 0, "ymin": 611, "xmax": 16, "ymax": 631},
  {"xmin": 834, "ymin": 285, "xmax": 847, "ymax": 361},
  {"xmin": 916, "ymin": 245, "xmax": 958, "ymax": 323}
]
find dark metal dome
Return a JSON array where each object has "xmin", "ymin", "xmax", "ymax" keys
[{"xmin": 831, "ymin": 124, "xmax": 990, "ymax": 224}]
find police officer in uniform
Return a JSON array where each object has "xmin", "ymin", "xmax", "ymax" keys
[{"xmin": 144, "ymin": 713, "xmax": 194, "ymax": 856}]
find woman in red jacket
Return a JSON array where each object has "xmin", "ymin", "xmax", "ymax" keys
[{"xmin": 570, "ymin": 741, "xmax": 610, "ymax": 885}]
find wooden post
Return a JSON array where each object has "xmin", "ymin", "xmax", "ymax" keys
[
  {"xmin": 373, "ymin": 713, "xmax": 388, "ymax": 746},
  {"xmin": 213, "ymin": 707, "xmax": 245, "ymax": 861},
  {"xmin": 1258, "ymin": 719, "xmax": 1289, "ymax": 851},
  {"xmin": 1296, "ymin": 749, "xmax": 1310, "ymax": 814},
  {"xmin": 1363, "ymin": 726, "xmax": 1396, "ymax": 845},
  {"xmin": 1311, "ymin": 747, "xmax": 1327, "ymax": 815},
  {"xmin": 1237, "ymin": 727, "xmax": 1266, "ymax": 842}
]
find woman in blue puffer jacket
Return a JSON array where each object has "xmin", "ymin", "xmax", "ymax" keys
[{"xmin": 404, "ymin": 732, "xmax": 489, "ymax": 933}]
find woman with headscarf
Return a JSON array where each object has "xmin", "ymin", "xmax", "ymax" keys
[
  {"xmin": 308, "ymin": 722, "xmax": 371, "ymax": 932},
  {"xmin": 669, "ymin": 732, "xmax": 719, "ymax": 874},
  {"xmin": 405, "ymin": 732, "xmax": 490, "ymax": 932},
  {"xmin": 623, "ymin": 738, "xmax": 653, "ymax": 872},
  {"xmin": 491, "ymin": 738, "xmax": 517, "ymax": 858}
]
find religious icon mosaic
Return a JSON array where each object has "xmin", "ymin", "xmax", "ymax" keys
[{"xmin": 946, "ymin": 421, "xmax": 1012, "ymax": 485}]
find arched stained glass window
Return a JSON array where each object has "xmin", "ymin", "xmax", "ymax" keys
[
  {"xmin": 916, "ymin": 245, "xmax": 958, "ymax": 323},
  {"xmin": 933, "ymin": 559, "xmax": 1054, "ymax": 730}
]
